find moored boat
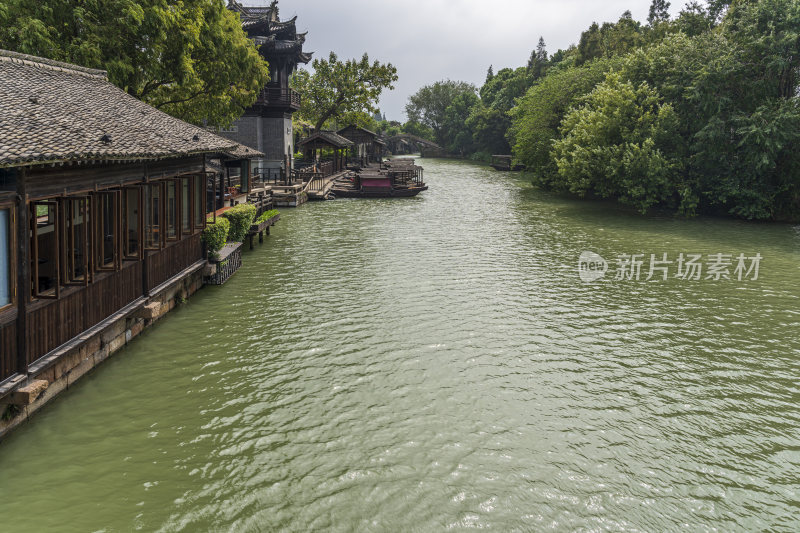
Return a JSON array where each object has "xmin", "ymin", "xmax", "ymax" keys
[{"xmin": 331, "ymin": 158, "xmax": 427, "ymax": 198}]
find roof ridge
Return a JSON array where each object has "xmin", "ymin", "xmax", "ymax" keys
[{"xmin": 0, "ymin": 49, "xmax": 107, "ymax": 80}]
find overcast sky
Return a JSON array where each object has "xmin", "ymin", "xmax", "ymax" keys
[{"xmin": 254, "ymin": 0, "xmax": 685, "ymax": 121}]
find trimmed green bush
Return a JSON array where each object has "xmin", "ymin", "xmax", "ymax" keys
[
  {"xmin": 202, "ymin": 217, "xmax": 230, "ymax": 259},
  {"xmin": 222, "ymin": 203, "xmax": 256, "ymax": 242},
  {"xmin": 255, "ymin": 209, "xmax": 279, "ymax": 225}
]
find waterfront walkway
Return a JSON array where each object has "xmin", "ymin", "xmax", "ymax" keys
[{"xmin": 306, "ymin": 170, "xmax": 347, "ymax": 200}]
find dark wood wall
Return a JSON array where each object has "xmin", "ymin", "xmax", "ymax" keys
[
  {"xmin": 0, "ymin": 319, "xmax": 16, "ymax": 379},
  {"xmin": 0, "ymin": 156, "xmax": 209, "ymax": 383},
  {"xmin": 24, "ymin": 261, "xmax": 143, "ymax": 364},
  {"xmin": 25, "ymin": 157, "xmax": 205, "ymax": 200},
  {"xmin": 147, "ymin": 234, "xmax": 202, "ymax": 291}
]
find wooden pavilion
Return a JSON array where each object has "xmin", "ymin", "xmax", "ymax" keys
[
  {"xmin": 0, "ymin": 50, "xmax": 238, "ymax": 395},
  {"xmin": 296, "ymin": 131, "xmax": 353, "ymax": 174},
  {"xmin": 337, "ymin": 125, "xmax": 383, "ymax": 166}
]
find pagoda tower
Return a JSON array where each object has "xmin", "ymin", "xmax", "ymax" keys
[{"xmin": 222, "ymin": 0, "xmax": 312, "ymax": 173}]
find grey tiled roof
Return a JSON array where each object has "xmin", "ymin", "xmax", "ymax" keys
[
  {"xmin": 0, "ymin": 49, "xmax": 238, "ymax": 168},
  {"xmin": 223, "ymin": 144, "xmax": 265, "ymax": 159},
  {"xmin": 338, "ymin": 125, "xmax": 378, "ymax": 137},
  {"xmin": 297, "ymin": 131, "xmax": 354, "ymax": 149}
]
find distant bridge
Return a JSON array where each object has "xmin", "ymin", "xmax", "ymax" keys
[{"xmin": 385, "ymin": 134, "xmax": 442, "ymax": 155}]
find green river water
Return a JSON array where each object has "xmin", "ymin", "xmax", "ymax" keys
[{"xmin": 0, "ymin": 158, "xmax": 798, "ymax": 531}]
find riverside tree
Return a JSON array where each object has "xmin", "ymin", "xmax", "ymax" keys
[
  {"xmin": 508, "ymin": 57, "xmax": 620, "ymax": 183},
  {"xmin": 552, "ymin": 73, "xmax": 682, "ymax": 213},
  {"xmin": 405, "ymin": 80, "xmax": 477, "ymax": 147},
  {"xmin": 509, "ymin": 0, "xmax": 800, "ymax": 219},
  {"xmin": 0, "ymin": 0, "xmax": 269, "ymax": 126},
  {"xmin": 292, "ymin": 52, "xmax": 398, "ymax": 132}
]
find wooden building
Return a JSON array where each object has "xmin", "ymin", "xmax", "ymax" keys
[
  {"xmin": 0, "ymin": 50, "xmax": 240, "ymax": 395},
  {"xmin": 337, "ymin": 125, "xmax": 385, "ymax": 166},
  {"xmin": 221, "ymin": 0, "xmax": 312, "ymax": 176},
  {"xmin": 296, "ymin": 131, "xmax": 353, "ymax": 174}
]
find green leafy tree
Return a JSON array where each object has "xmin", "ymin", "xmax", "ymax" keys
[
  {"xmin": 552, "ymin": 73, "xmax": 682, "ymax": 213},
  {"xmin": 527, "ymin": 36, "xmax": 549, "ymax": 79},
  {"xmin": 479, "ymin": 67, "xmax": 534, "ymax": 112},
  {"xmin": 708, "ymin": 0, "xmax": 733, "ymax": 21},
  {"xmin": 292, "ymin": 52, "xmax": 398, "ymax": 131},
  {"xmin": 401, "ymin": 121, "xmax": 436, "ymax": 142},
  {"xmin": 576, "ymin": 22, "xmax": 604, "ymax": 65},
  {"xmin": 0, "ymin": 0, "xmax": 269, "ymax": 126},
  {"xmin": 647, "ymin": 0, "xmax": 671, "ymax": 25},
  {"xmin": 508, "ymin": 57, "xmax": 620, "ymax": 182},
  {"xmin": 674, "ymin": 1, "xmax": 713, "ymax": 37},
  {"xmin": 399, "ymin": 122, "xmax": 432, "ymax": 142},
  {"xmin": 441, "ymin": 91, "xmax": 480, "ymax": 154},
  {"xmin": 548, "ymin": 46, "xmax": 578, "ymax": 70},
  {"xmin": 618, "ymin": 0, "xmax": 800, "ymax": 219},
  {"xmin": 405, "ymin": 80, "xmax": 476, "ymax": 146},
  {"xmin": 467, "ymin": 105, "xmax": 511, "ymax": 155},
  {"xmin": 576, "ymin": 14, "xmax": 644, "ymax": 65}
]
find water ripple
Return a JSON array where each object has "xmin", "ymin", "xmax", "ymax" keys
[{"xmin": 0, "ymin": 158, "xmax": 798, "ymax": 532}]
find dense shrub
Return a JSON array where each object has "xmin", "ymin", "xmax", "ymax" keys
[
  {"xmin": 255, "ymin": 209, "xmax": 279, "ymax": 225},
  {"xmin": 202, "ymin": 217, "xmax": 230, "ymax": 259},
  {"xmin": 508, "ymin": 57, "xmax": 620, "ymax": 184},
  {"xmin": 222, "ymin": 203, "xmax": 256, "ymax": 242},
  {"xmin": 552, "ymin": 73, "xmax": 682, "ymax": 213}
]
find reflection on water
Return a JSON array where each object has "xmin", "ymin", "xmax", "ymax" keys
[{"xmin": 0, "ymin": 158, "xmax": 798, "ymax": 531}]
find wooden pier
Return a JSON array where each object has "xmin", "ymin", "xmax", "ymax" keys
[{"xmin": 306, "ymin": 171, "xmax": 346, "ymax": 200}]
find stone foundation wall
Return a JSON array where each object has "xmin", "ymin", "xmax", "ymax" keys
[{"xmin": 0, "ymin": 269, "xmax": 204, "ymax": 441}]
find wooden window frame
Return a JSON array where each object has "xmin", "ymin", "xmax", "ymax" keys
[
  {"xmin": 163, "ymin": 179, "xmax": 180, "ymax": 243},
  {"xmin": 144, "ymin": 182, "xmax": 163, "ymax": 251},
  {"xmin": 92, "ymin": 190, "xmax": 121, "ymax": 272},
  {"xmin": 193, "ymin": 174, "xmax": 207, "ymax": 232},
  {"xmin": 179, "ymin": 176, "xmax": 193, "ymax": 237},
  {"xmin": 0, "ymin": 201, "xmax": 16, "ymax": 311},
  {"xmin": 122, "ymin": 186, "xmax": 144, "ymax": 260},
  {"xmin": 30, "ymin": 200, "xmax": 60, "ymax": 300},
  {"xmin": 60, "ymin": 196, "xmax": 90, "ymax": 287}
]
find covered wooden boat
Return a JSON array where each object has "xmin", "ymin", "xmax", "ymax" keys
[
  {"xmin": 331, "ymin": 158, "xmax": 427, "ymax": 198},
  {"xmin": 331, "ymin": 173, "xmax": 427, "ymax": 198}
]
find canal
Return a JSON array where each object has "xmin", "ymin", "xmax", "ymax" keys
[{"xmin": 0, "ymin": 158, "xmax": 798, "ymax": 531}]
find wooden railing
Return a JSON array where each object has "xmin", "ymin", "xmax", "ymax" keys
[
  {"xmin": 256, "ymin": 87, "xmax": 301, "ymax": 109},
  {"xmin": 253, "ymin": 167, "xmax": 283, "ymax": 185},
  {"xmin": 295, "ymin": 161, "xmax": 336, "ymax": 193}
]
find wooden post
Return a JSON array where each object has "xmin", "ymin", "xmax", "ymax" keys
[
  {"xmin": 259, "ymin": 231, "xmax": 263, "ymax": 243},
  {"xmin": 142, "ymin": 250, "xmax": 149, "ymax": 296},
  {"xmin": 16, "ymin": 168, "xmax": 29, "ymax": 374},
  {"xmin": 217, "ymin": 172, "xmax": 223, "ymax": 211}
]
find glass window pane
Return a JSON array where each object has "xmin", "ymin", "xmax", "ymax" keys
[
  {"xmin": 101, "ymin": 194, "xmax": 115, "ymax": 267},
  {"xmin": 194, "ymin": 176, "xmax": 204, "ymax": 227},
  {"xmin": 166, "ymin": 181, "xmax": 177, "ymax": 239},
  {"xmin": 67, "ymin": 199, "xmax": 88, "ymax": 281},
  {"xmin": 181, "ymin": 178, "xmax": 191, "ymax": 234},
  {"xmin": 33, "ymin": 202, "xmax": 58, "ymax": 295},
  {"xmin": 145, "ymin": 184, "xmax": 161, "ymax": 249},
  {"xmin": 125, "ymin": 189, "xmax": 139, "ymax": 257}
]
